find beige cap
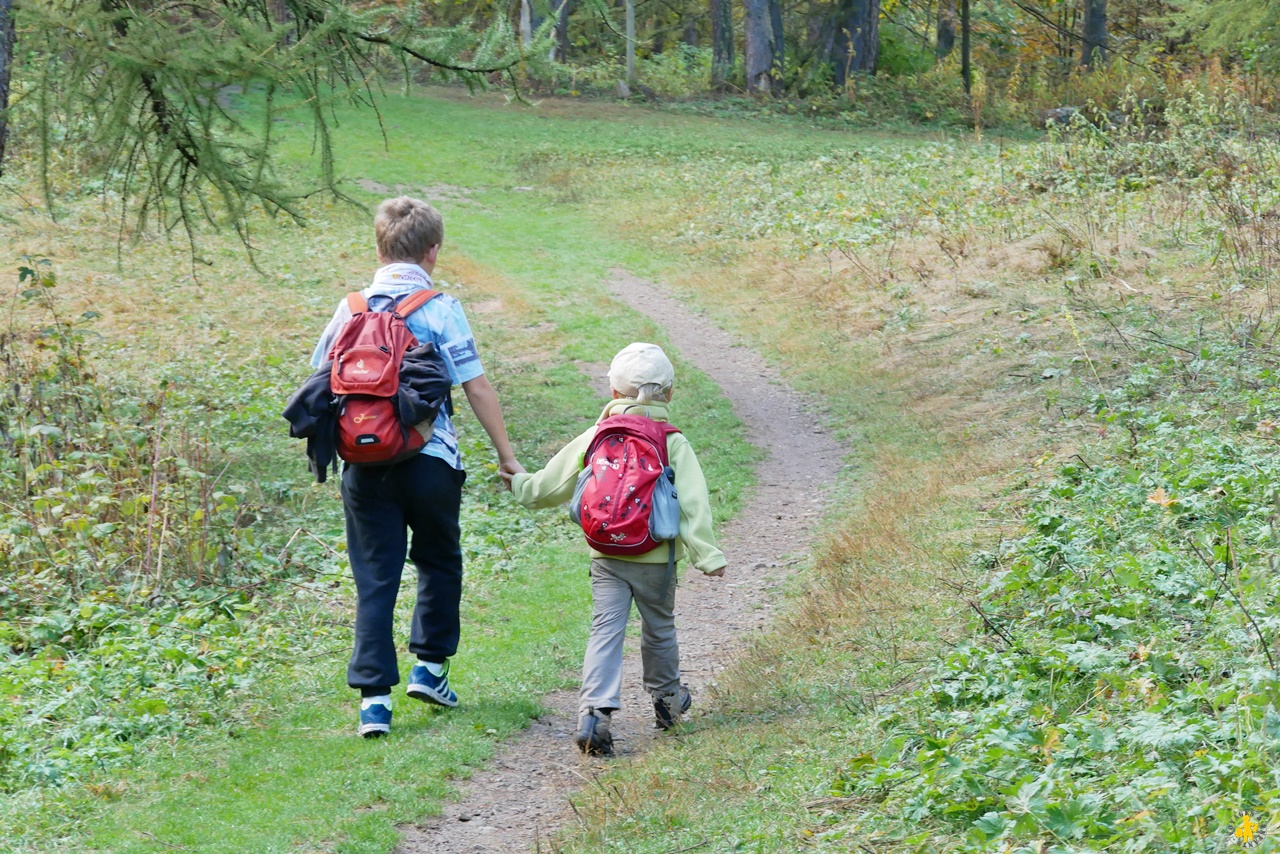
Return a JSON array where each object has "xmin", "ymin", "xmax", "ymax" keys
[{"xmin": 608, "ymin": 342, "xmax": 675, "ymax": 397}]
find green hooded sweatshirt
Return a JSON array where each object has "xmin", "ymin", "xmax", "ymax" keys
[{"xmin": 508, "ymin": 398, "xmax": 727, "ymax": 575}]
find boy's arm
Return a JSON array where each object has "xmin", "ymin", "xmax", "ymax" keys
[
  {"xmin": 460, "ymin": 375, "xmax": 522, "ymax": 476},
  {"xmin": 670, "ymin": 437, "xmax": 728, "ymax": 575},
  {"xmin": 310, "ymin": 300, "xmax": 351, "ymax": 368},
  {"xmin": 508, "ymin": 428, "xmax": 596, "ymax": 510}
]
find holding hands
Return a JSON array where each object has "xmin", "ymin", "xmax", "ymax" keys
[{"xmin": 499, "ymin": 458, "xmax": 524, "ymax": 490}]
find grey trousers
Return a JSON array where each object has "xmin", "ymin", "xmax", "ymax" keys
[{"xmin": 580, "ymin": 557, "xmax": 680, "ymax": 715}]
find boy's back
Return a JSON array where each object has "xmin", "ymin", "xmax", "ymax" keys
[{"xmin": 312, "ymin": 265, "xmax": 484, "ymax": 470}]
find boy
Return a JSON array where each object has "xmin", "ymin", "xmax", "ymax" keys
[
  {"xmin": 311, "ymin": 196, "xmax": 523, "ymax": 737},
  {"xmin": 502, "ymin": 343, "xmax": 726, "ymax": 755}
]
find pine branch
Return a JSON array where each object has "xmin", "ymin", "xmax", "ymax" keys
[{"xmin": 352, "ymin": 32, "xmax": 525, "ymax": 75}]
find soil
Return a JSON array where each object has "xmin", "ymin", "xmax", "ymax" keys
[
  {"xmin": 355, "ymin": 179, "xmax": 479, "ymax": 205},
  {"xmin": 397, "ymin": 271, "xmax": 846, "ymax": 853}
]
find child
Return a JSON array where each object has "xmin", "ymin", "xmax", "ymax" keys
[
  {"xmin": 311, "ymin": 196, "xmax": 524, "ymax": 737},
  {"xmin": 502, "ymin": 342, "xmax": 726, "ymax": 755}
]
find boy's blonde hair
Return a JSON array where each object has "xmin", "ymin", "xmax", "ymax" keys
[{"xmin": 375, "ymin": 196, "xmax": 444, "ymax": 262}]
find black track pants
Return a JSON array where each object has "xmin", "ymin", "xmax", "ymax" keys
[{"xmin": 340, "ymin": 454, "xmax": 465, "ymax": 691}]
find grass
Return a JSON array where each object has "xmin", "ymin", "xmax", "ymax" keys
[
  {"xmin": 5, "ymin": 80, "xmax": 1278, "ymax": 853},
  {"xmin": 1, "ymin": 87, "xmax": 770, "ymax": 851},
  {"xmin": 532, "ymin": 88, "xmax": 1280, "ymax": 853}
]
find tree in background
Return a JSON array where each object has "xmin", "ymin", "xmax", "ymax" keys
[
  {"xmin": 937, "ymin": 0, "xmax": 958, "ymax": 57},
  {"xmin": 711, "ymin": 0, "xmax": 735, "ymax": 89},
  {"xmin": 833, "ymin": 0, "xmax": 881, "ymax": 83},
  {"xmin": 770, "ymin": 0, "xmax": 786, "ymax": 81},
  {"xmin": 553, "ymin": 0, "xmax": 573, "ymax": 61},
  {"xmin": 1080, "ymin": 0, "xmax": 1107, "ymax": 67},
  {"xmin": 0, "ymin": 0, "xmax": 13, "ymax": 175},
  {"xmin": 626, "ymin": 0, "xmax": 638, "ymax": 81},
  {"xmin": 745, "ymin": 0, "xmax": 779, "ymax": 91}
]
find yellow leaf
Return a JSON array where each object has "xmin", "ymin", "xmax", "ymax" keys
[
  {"xmin": 1146, "ymin": 487, "xmax": 1176, "ymax": 508},
  {"xmin": 1038, "ymin": 728, "xmax": 1061, "ymax": 761}
]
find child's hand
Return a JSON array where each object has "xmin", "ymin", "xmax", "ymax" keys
[
  {"xmin": 498, "ymin": 459, "xmax": 523, "ymax": 492},
  {"xmin": 705, "ymin": 567, "xmax": 725, "ymax": 578}
]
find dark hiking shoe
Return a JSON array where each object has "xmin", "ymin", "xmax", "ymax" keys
[
  {"xmin": 576, "ymin": 708, "xmax": 613, "ymax": 756},
  {"xmin": 654, "ymin": 685, "xmax": 692, "ymax": 730},
  {"xmin": 359, "ymin": 700, "xmax": 392, "ymax": 738},
  {"xmin": 407, "ymin": 661, "xmax": 458, "ymax": 708}
]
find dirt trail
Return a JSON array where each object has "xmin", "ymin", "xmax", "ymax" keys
[{"xmin": 398, "ymin": 271, "xmax": 845, "ymax": 853}]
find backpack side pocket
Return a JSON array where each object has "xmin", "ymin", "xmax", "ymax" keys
[
  {"xmin": 649, "ymin": 466, "xmax": 680, "ymax": 542},
  {"xmin": 569, "ymin": 465, "xmax": 593, "ymax": 527}
]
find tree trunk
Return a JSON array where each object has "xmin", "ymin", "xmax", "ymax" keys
[
  {"xmin": 744, "ymin": 0, "xmax": 775, "ymax": 92},
  {"xmin": 769, "ymin": 0, "xmax": 784, "ymax": 83},
  {"xmin": 520, "ymin": 0, "xmax": 533, "ymax": 47},
  {"xmin": 832, "ymin": 0, "xmax": 879, "ymax": 86},
  {"xmin": 806, "ymin": 0, "xmax": 823, "ymax": 48},
  {"xmin": 936, "ymin": 0, "xmax": 956, "ymax": 58},
  {"xmin": 961, "ymin": 0, "xmax": 970, "ymax": 92},
  {"xmin": 625, "ymin": 0, "xmax": 636, "ymax": 82},
  {"xmin": 1080, "ymin": 0, "xmax": 1107, "ymax": 69},
  {"xmin": 684, "ymin": 17, "xmax": 698, "ymax": 47},
  {"xmin": 710, "ymin": 0, "xmax": 734, "ymax": 90},
  {"xmin": 0, "ymin": 0, "xmax": 13, "ymax": 177},
  {"xmin": 552, "ymin": 0, "xmax": 572, "ymax": 61}
]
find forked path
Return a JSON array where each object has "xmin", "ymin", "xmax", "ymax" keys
[{"xmin": 399, "ymin": 272, "xmax": 844, "ymax": 853}]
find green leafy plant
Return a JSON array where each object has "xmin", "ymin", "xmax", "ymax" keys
[{"xmin": 827, "ymin": 327, "xmax": 1280, "ymax": 851}]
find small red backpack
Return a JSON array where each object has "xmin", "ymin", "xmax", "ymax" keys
[
  {"xmin": 328, "ymin": 289, "xmax": 441, "ymax": 465},
  {"xmin": 571, "ymin": 414, "xmax": 682, "ymax": 556}
]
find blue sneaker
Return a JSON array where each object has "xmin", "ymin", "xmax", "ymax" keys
[
  {"xmin": 406, "ymin": 661, "xmax": 458, "ymax": 707},
  {"xmin": 359, "ymin": 700, "xmax": 392, "ymax": 738}
]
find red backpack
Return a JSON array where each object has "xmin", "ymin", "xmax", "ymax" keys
[
  {"xmin": 571, "ymin": 414, "xmax": 681, "ymax": 556},
  {"xmin": 328, "ymin": 289, "xmax": 441, "ymax": 465}
]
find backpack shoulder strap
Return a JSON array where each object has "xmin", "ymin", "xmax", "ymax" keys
[
  {"xmin": 346, "ymin": 292, "xmax": 368, "ymax": 314},
  {"xmin": 393, "ymin": 288, "xmax": 441, "ymax": 319}
]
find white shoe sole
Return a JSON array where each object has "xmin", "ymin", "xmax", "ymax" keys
[
  {"xmin": 359, "ymin": 723, "xmax": 390, "ymax": 737},
  {"xmin": 407, "ymin": 683, "xmax": 458, "ymax": 708}
]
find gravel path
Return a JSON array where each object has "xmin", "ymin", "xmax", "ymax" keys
[{"xmin": 397, "ymin": 271, "xmax": 845, "ymax": 853}]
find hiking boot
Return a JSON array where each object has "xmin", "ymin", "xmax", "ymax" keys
[
  {"xmin": 654, "ymin": 685, "xmax": 692, "ymax": 730},
  {"xmin": 575, "ymin": 708, "xmax": 613, "ymax": 756},
  {"xmin": 359, "ymin": 699, "xmax": 392, "ymax": 738},
  {"xmin": 407, "ymin": 661, "xmax": 459, "ymax": 708}
]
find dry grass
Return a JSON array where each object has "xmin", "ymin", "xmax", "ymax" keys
[
  {"xmin": 0, "ymin": 196, "xmax": 561, "ymax": 386},
  {"xmin": 714, "ymin": 439, "xmax": 1016, "ymax": 711}
]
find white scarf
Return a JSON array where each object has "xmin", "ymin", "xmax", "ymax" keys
[{"xmin": 371, "ymin": 263, "xmax": 433, "ymax": 290}]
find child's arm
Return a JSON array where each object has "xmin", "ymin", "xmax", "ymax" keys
[
  {"xmin": 670, "ymin": 437, "xmax": 728, "ymax": 576},
  {"xmin": 461, "ymin": 375, "xmax": 523, "ymax": 476},
  {"xmin": 506, "ymin": 428, "xmax": 596, "ymax": 509}
]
